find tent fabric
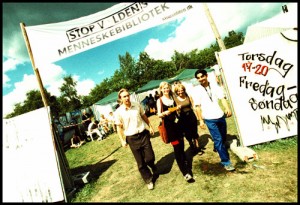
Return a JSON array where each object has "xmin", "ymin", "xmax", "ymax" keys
[
  {"xmin": 95, "ymin": 92, "xmax": 118, "ymax": 105},
  {"xmin": 135, "ymin": 68, "xmax": 212, "ymax": 94},
  {"xmin": 244, "ymin": 3, "xmax": 297, "ymax": 43},
  {"xmin": 171, "ymin": 68, "xmax": 212, "ymax": 82},
  {"xmin": 171, "ymin": 69, "xmax": 197, "ymax": 82},
  {"xmin": 136, "ymin": 79, "xmax": 171, "ymax": 94}
]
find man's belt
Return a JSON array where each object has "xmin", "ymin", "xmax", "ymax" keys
[{"xmin": 127, "ymin": 129, "xmax": 148, "ymax": 138}]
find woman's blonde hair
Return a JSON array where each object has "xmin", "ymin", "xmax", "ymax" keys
[
  {"xmin": 174, "ymin": 83, "xmax": 186, "ymax": 94},
  {"xmin": 158, "ymin": 81, "xmax": 173, "ymax": 97}
]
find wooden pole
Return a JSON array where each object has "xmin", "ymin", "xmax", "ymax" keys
[
  {"xmin": 202, "ymin": 4, "xmax": 245, "ymax": 147},
  {"xmin": 202, "ymin": 3, "xmax": 226, "ymax": 51},
  {"xmin": 20, "ymin": 23, "xmax": 49, "ymax": 107}
]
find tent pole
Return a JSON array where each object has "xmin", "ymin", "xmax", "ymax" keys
[
  {"xmin": 202, "ymin": 3, "xmax": 226, "ymax": 51},
  {"xmin": 20, "ymin": 23, "xmax": 49, "ymax": 107}
]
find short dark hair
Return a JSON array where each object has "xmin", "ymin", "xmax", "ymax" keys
[{"xmin": 195, "ymin": 69, "xmax": 207, "ymax": 78}]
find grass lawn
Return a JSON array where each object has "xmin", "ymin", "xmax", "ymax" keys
[{"xmin": 65, "ymin": 113, "xmax": 297, "ymax": 202}]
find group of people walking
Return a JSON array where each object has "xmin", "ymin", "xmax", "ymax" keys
[{"xmin": 114, "ymin": 68, "xmax": 235, "ymax": 190}]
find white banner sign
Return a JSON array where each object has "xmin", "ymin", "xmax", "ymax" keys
[
  {"xmin": 25, "ymin": 3, "xmax": 201, "ymax": 68},
  {"xmin": 3, "ymin": 107, "xmax": 64, "ymax": 202},
  {"xmin": 218, "ymin": 31, "xmax": 297, "ymax": 146}
]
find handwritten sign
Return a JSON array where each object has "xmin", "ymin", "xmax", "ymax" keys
[{"xmin": 218, "ymin": 31, "xmax": 297, "ymax": 146}]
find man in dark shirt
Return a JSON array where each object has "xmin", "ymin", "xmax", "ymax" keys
[
  {"xmin": 81, "ymin": 110, "xmax": 92, "ymax": 141},
  {"xmin": 81, "ymin": 110, "xmax": 92, "ymax": 130}
]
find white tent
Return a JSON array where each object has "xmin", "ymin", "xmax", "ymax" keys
[{"xmin": 244, "ymin": 3, "xmax": 297, "ymax": 43}]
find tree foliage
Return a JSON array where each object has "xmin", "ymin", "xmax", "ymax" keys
[{"xmin": 5, "ymin": 89, "xmax": 51, "ymax": 118}]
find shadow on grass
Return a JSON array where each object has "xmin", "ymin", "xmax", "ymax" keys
[
  {"xmin": 198, "ymin": 133, "xmax": 211, "ymax": 152},
  {"xmin": 198, "ymin": 133, "xmax": 241, "ymax": 149},
  {"xmin": 225, "ymin": 133, "xmax": 241, "ymax": 147},
  {"xmin": 71, "ymin": 159, "xmax": 117, "ymax": 180},
  {"xmin": 155, "ymin": 151, "xmax": 175, "ymax": 176},
  {"xmin": 154, "ymin": 137, "xmax": 208, "ymax": 180},
  {"xmin": 151, "ymin": 130, "xmax": 161, "ymax": 140},
  {"xmin": 70, "ymin": 146, "xmax": 121, "ymax": 182}
]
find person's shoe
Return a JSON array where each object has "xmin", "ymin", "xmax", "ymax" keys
[
  {"xmin": 184, "ymin": 174, "xmax": 195, "ymax": 183},
  {"xmin": 147, "ymin": 182, "xmax": 154, "ymax": 190},
  {"xmin": 224, "ymin": 164, "xmax": 235, "ymax": 171}
]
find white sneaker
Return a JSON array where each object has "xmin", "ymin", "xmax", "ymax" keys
[
  {"xmin": 147, "ymin": 182, "xmax": 154, "ymax": 190},
  {"xmin": 184, "ymin": 174, "xmax": 192, "ymax": 181},
  {"xmin": 224, "ymin": 164, "xmax": 235, "ymax": 171},
  {"xmin": 184, "ymin": 174, "xmax": 195, "ymax": 183}
]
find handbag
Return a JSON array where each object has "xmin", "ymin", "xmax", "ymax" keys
[{"xmin": 158, "ymin": 98, "xmax": 169, "ymax": 144}]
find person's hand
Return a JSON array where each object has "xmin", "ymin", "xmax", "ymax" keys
[
  {"xmin": 225, "ymin": 109, "xmax": 232, "ymax": 118},
  {"xmin": 149, "ymin": 126, "xmax": 154, "ymax": 135},
  {"xmin": 121, "ymin": 139, "xmax": 127, "ymax": 147},
  {"xmin": 161, "ymin": 111, "xmax": 170, "ymax": 117},
  {"xmin": 199, "ymin": 120, "xmax": 205, "ymax": 129}
]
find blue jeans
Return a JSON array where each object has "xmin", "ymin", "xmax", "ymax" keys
[{"xmin": 204, "ymin": 116, "xmax": 231, "ymax": 166}]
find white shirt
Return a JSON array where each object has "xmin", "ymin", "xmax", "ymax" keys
[
  {"xmin": 114, "ymin": 101, "xmax": 148, "ymax": 136},
  {"xmin": 192, "ymin": 82, "xmax": 225, "ymax": 119},
  {"xmin": 107, "ymin": 113, "xmax": 115, "ymax": 124},
  {"xmin": 88, "ymin": 122, "xmax": 98, "ymax": 132}
]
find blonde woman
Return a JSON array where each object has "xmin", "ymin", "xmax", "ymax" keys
[
  {"xmin": 174, "ymin": 83, "xmax": 200, "ymax": 152},
  {"xmin": 157, "ymin": 81, "xmax": 195, "ymax": 183}
]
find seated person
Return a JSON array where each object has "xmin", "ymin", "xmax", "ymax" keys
[
  {"xmin": 99, "ymin": 114, "xmax": 110, "ymax": 134},
  {"xmin": 88, "ymin": 120, "xmax": 104, "ymax": 141},
  {"xmin": 97, "ymin": 123, "xmax": 108, "ymax": 138},
  {"xmin": 70, "ymin": 134, "xmax": 84, "ymax": 148},
  {"xmin": 107, "ymin": 111, "xmax": 117, "ymax": 133}
]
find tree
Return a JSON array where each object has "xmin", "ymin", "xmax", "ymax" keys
[
  {"xmin": 118, "ymin": 52, "xmax": 139, "ymax": 91},
  {"xmin": 59, "ymin": 75, "xmax": 82, "ymax": 112},
  {"xmin": 49, "ymin": 95, "xmax": 62, "ymax": 117},
  {"xmin": 223, "ymin": 30, "xmax": 244, "ymax": 49},
  {"xmin": 151, "ymin": 60, "xmax": 177, "ymax": 80},
  {"xmin": 136, "ymin": 52, "xmax": 157, "ymax": 86},
  {"xmin": 171, "ymin": 50, "xmax": 190, "ymax": 71},
  {"xmin": 5, "ymin": 89, "xmax": 52, "ymax": 118}
]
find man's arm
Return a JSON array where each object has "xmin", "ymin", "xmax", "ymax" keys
[
  {"xmin": 194, "ymin": 105, "xmax": 205, "ymax": 129},
  {"xmin": 117, "ymin": 125, "xmax": 127, "ymax": 147},
  {"xmin": 141, "ymin": 114, "xmax": 154, "ymax": 135},
  {"xmin": 221, "ymin": 98, "xmax": 232, "ymax": 118}
]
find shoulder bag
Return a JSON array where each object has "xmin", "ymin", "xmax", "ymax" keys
[{"xmin": 158, "ymin": 98, "xmax": 169, "ymax": 144}]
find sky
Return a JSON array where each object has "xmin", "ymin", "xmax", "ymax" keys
[{"xmin": 2, "ymin": 2, "xmax": 295, "ymax": 118}]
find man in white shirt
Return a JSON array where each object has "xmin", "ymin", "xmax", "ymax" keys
[
  {"xmin": 114, "ymin": 88, "xmax": 157, "ymax": 190},
  {"xmin": 193, "ymin": 69, "xmax": 235, "ymax": 172}
]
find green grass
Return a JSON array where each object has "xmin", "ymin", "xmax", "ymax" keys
[{"xmin": 65, "ymin": 114, "xmax": 297, "ymax": 202}]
